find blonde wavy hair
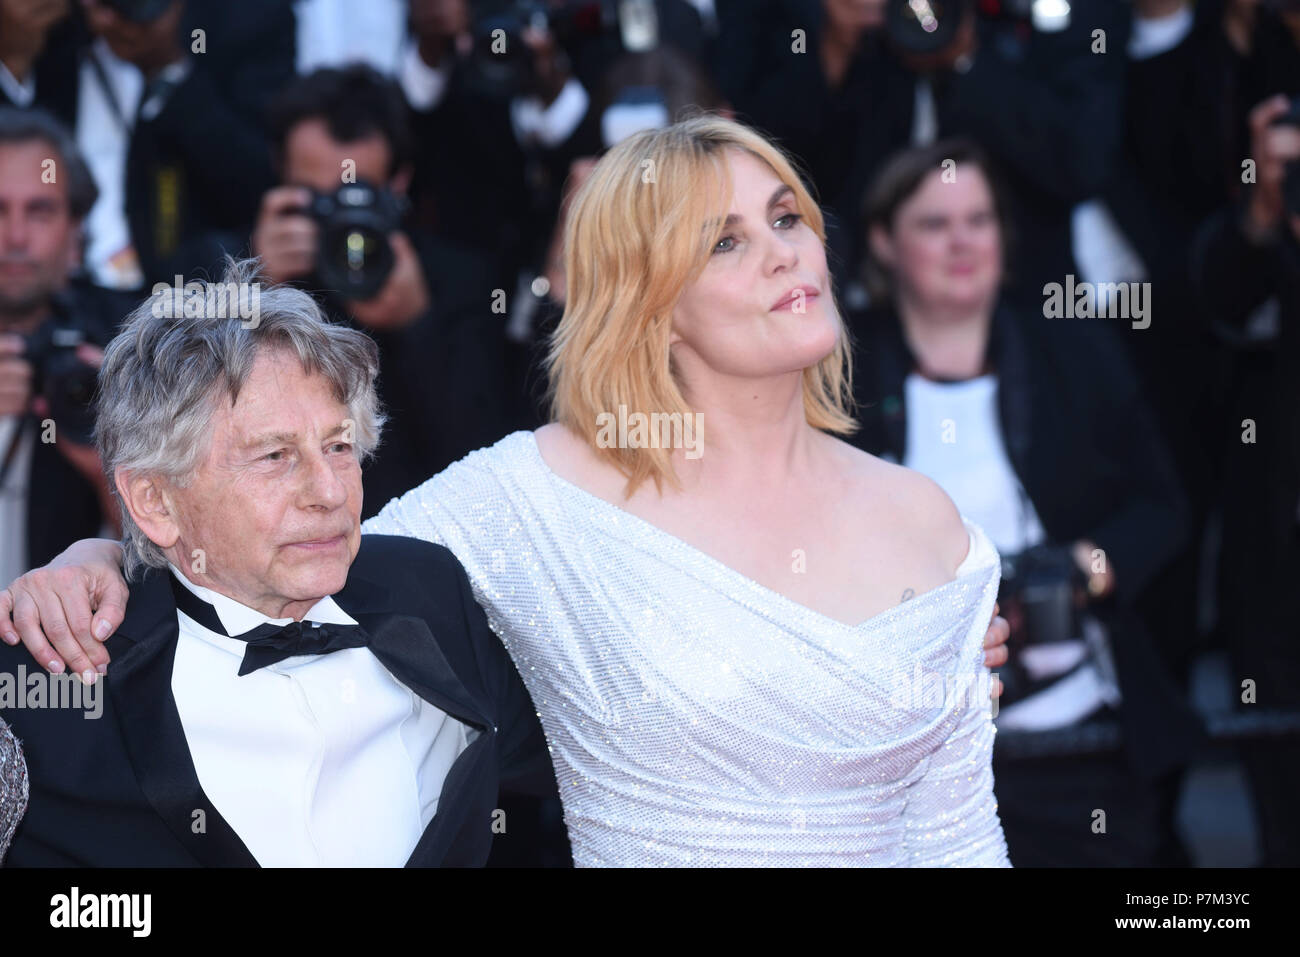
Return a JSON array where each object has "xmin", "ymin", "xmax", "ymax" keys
[{"xmin": 546, "ymin": 113, "xmax": 856, "ymax": 496}]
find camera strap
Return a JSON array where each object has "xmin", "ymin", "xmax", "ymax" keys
[{"xmin": 87, "ymin": 45, "xmax": 133, "ymax": 134}]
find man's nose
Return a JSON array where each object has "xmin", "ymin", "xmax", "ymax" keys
[
  {"xmin": 299, "ymin": 451, "xmax": 348, "ymax": 507},
  {"xmin": 1, "ymin": 215, "xmax": 29, "ymax": 251}
]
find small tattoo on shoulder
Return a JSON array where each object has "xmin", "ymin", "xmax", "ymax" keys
[{"xmin": 900, "ymin": 588, "xmax": 915, "ymax": 603}]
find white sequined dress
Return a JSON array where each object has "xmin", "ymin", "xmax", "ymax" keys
[{"xmin": 363, "ymin": 431, "xmax": 1011, "ymax": 867}]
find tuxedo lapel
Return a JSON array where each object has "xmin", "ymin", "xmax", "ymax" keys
[
  {"xmin": 106, "ymin": 567, "xmax": 258, "ymax": 867},
  {"xmin": 331, "ymin": 570, "xmax": 492, "ymax": 734}
]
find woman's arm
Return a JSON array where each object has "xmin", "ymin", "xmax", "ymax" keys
[{"xmin": 0, "ymin": 538, "xmax": 128, "ymax": 681}]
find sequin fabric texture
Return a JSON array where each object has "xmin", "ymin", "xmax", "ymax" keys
[
  {"xmin": 0, "ymin": 716, "xmax": 29, "ymax": 862},
  {"xmin": 363, "ymin": 431, "xmax": 1011, "ymax": 867}
]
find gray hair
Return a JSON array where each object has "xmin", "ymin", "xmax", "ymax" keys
[
  {"xmin": 95, "ymin": 257, "xmax": 387, "ymax": 581},
  {"xmin": 0, "ymin": 106, "xmax": 99, "ymax": 220}
]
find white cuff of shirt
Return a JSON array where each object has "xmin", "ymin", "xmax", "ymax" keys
[
  {"xmin": 0, "ymin": 60, "xmax": 36, "ymax": 107},
  {"xmin": 399, "ymin": 39, "xmax": 451, "ymax": 112},
  {"xmin": 510, "ymin": 76, "xmax": 588, "ymax": 149}
]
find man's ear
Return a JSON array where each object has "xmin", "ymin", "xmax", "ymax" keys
[
  {"xmin": 388, "ymin": 163, "xmax": 413, "ymax": 197},
  {"xmin": 115, "ymin": 470, "xmax": 181, "ymax": 551}
]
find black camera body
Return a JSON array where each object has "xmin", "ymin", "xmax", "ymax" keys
[
  {"xmin": 994, "ymin": 542, "xmax": 1087, "ymax": 705},
  {"xmin": 998, "ymin": 543, "xmax": 1085, "ymax": 646},
  {"xmin": 304, "ymin": 181, "xmax": 407, "ymax": 302},
  {"xmin": 22, "ymin": 324, "xmax": 98, "ymax": 447}
]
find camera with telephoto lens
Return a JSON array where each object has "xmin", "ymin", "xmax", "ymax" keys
[
  {"xmin": 102, "ymin": 0, "xmax": 175, "ymax": 23},
  {"xmin": 302, "ymin": 181, "xmax": 408, "ymax": 302},
  {"xmin": 1269, "ymin": 96, "xmax": 1300, "ymax": 217},
  {"xmin": 885, "ymin": 0, "xmax": 1068, "ymax": 59},
  {"xmin": 21, "ymin": 324, "xmax": 98, "ymax": 446}
]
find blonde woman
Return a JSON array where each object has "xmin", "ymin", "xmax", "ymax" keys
[{"xmin": 2, "ymin": 115, "xmax": 1011, "ymax": 867}]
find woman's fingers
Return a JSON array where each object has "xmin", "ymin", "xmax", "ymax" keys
[{"xmin": 9, "ymin": 567, "xmax": 102, "ymax": 681}]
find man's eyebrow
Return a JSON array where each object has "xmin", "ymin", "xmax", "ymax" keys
[
  {"xmin": 241, "ymin": 431, "xmax": 298, "ymax": 450},
  {"xmin": 708, "ymin": 184, "xmax": 797, "ymax": 229},
  {"xmin": 240, "ymin": 423, "xmax": 347, "ymax": 449}
]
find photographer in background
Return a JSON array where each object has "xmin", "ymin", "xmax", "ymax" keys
[
  {"xmin": 254, "ymin": 65, "xmax": 506, "ymax": 517},
  {"xmin": 717, "ymin": 0, "xmax": 1130, "ymax": 314},
  {"xmin": 849, "ymin": 140, "xmax": 1205, "ymax": 866},
  {"xmin": 0, "ymin": 0, "xmax": 294, "ymax": 290},
  {"xmin": 400, "ymin": 0, "xmax": 708, "ymax": 294},
  {"xmin": 1192, "ymin": 90, "xmax": 1300, "ymax": 866},
  {"xmin": 0, "ymin": 108, "xmax": 131, "ymax": 589}
]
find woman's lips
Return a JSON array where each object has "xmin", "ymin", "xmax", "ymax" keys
[{"xmin": 770, "ymin": 288, "xmax": 820, "ymax": 311}]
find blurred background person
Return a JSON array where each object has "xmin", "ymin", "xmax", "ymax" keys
[
  {"xmin": 0, "ymin": 107, "xmax": 129, "ymax": 591},
  {"xmin": 255, "ymin": 65, "xmax": 508, "ymax": 518},
  {"xmin": 1192, "ymin": 82, "xmax": 1300, "ymax": 866},
  {"xmin": 847, "ymin": 139, "xmax": 1206, "ymax": 866},
  {"xmin": 716, "ymin": 0, "xmax": 1130, "ymax": 317},
  {"xmin": 0, "ymin": 0, "xmax": 294, "ymax": 290},
  {"xmin": 397, "ymin": 1, "xmax": 719, "ymax": 338},
  {"xmin": 1067, "ymin": 0, "xmax": 1242, "ymax": 721}
]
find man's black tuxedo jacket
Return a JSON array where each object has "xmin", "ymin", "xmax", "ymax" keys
[{"xmin": 0, "ymin": 534, "xmax": 557, "ymax": 866}]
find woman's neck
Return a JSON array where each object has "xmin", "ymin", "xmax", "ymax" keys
[
  {"xmin": 897, "ymin": 296, "xmax": 995, "ymax": 381},
  {"xmin": 668, "ymin": 363, "xmax": 823, "ymax": 495}
]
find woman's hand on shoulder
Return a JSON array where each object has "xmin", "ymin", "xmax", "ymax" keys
[{"xmin": 0, "ymin": 539, "xmax": 129, "ymax": 682}]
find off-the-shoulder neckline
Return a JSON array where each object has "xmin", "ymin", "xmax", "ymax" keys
[{"xmin": 517, "ymin": 430, "xmax": 996, "ymax": 633}]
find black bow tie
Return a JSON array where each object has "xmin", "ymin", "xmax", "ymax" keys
[{"xmin": 169, "ymin": 573, "xmax": 369, "ymax": 676}]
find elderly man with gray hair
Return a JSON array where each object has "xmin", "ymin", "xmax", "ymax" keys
[{"xmin": 0, "ymin": 258, "xmax": 553, "ymax": 866}]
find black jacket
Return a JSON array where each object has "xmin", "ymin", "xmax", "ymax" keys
[
  {"xmin": 1, "ymin": 534, "xmax": 556, "ymax": 867},
  {"xmin": 1192, "ymin": 202, "xmax": 1300, "ymax": 707},
  {"xmin": 846, "ymin": 302, "xmax": 1207, "ymax": 778}
]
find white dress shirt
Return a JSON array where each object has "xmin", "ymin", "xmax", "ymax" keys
[
  {"xmin": 166, "ymin": 563, "xmax": 476, "ymax": 866},
  {"xmin": 75, "ymin": 39, "xmax": 143, "ymax": 290},
  {"xmin": 295, "ymin": 0, "xmax": 409, "ymax": 75}
]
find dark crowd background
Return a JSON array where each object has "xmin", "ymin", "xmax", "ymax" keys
[{"xmin": 0, "ymin": 0, "xmax": 1298, "ymax": 868}]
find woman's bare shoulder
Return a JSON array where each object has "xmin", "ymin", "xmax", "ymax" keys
[
  {"xmin": 533, "ymin": 423, "xmax": 627, "ymax": 498},
  {"xmin": 825, "ymin": 436, "xmax": 972, "ymax": 573}
]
